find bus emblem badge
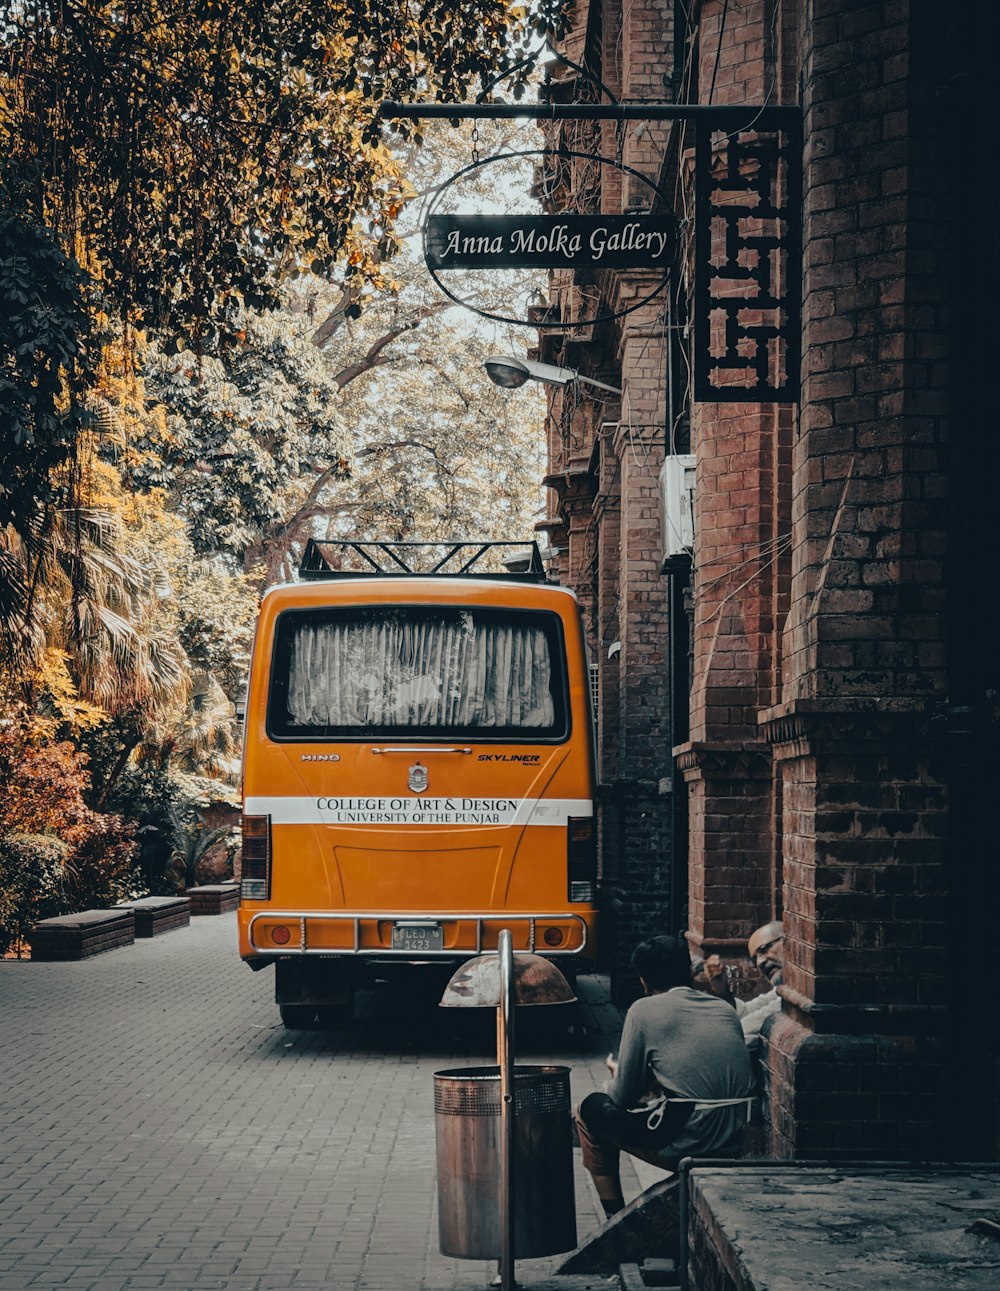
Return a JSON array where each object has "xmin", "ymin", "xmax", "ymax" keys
[{"xmin": 408, "ymin": 763, "xmax": 428, "ymax": 794}]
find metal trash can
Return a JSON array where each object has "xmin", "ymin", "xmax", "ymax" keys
[{"xmin": 434, "ymin": 1064, "xmax": 576, "ymax": 1259}]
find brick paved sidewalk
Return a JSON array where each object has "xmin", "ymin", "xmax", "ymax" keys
[{"xmin": 0, "ymin": 916, "xmax": 642, "ymax": 1291}]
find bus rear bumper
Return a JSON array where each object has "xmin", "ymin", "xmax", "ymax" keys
[{"xmin": 241, "ymin": 909, "xmax": 596, "ymax": 962}]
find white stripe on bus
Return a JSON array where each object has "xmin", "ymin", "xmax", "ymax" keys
[{"xmin": 243, "ymin": 796, "xmax": 593, "ymax": 827}]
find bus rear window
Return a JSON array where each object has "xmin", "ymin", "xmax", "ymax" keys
[{"xmin": 267, "ymin": 606, "xmax": 568, "ymax": 741}]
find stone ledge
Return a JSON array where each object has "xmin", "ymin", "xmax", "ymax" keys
[
  {"xmin": 672, "ymin": 741, "xmax": 772, "ymax": 781},
  {"xmin": 758, "ymin": 699, "xmax": 935, "ymax": 758},
  {"xmin": 115, "ymin": 896, "xmax": 191, "ymax": 937},
  {"xmin": 687, "ymin": 1165, "xmax": 1000, "ymax": 1291},
  {"xmin": 31, "ymin": 909, "xmax": 136, "ymax": 961},
  {"xmin": 186, "ymin": 883, "xmax": 239, "ymax": 915}
]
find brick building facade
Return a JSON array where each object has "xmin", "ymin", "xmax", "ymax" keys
[{"xmin": 535, "ymin": 0, "xmax": 999, "ymax": 1158}]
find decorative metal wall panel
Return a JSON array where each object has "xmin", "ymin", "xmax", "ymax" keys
[{"xmin": 694, "ymin": 107, "xmax": 801, "ymax": 402}]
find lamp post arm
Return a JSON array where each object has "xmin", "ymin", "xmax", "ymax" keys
[
  {"xmin": 523, "ymin": 357, "xmax": 621, "ymax": 394},
  {"xmin": 575, "ymin": 373, "xmax": 623, "ymax": 396}
]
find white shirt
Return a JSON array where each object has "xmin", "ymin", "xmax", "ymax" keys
[{"xmin": 734, "ymin": 988, "xmax": 780, "ymax": 1040}]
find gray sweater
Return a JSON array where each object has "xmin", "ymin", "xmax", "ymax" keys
[{"xmin": 607, "ymin": 985, "xmax": 755, "ymax": 1162}]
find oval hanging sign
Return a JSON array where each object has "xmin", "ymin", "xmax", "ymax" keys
[{"xmin": 422, "ymin": 149, "xmax": 675, "ymax": 329}]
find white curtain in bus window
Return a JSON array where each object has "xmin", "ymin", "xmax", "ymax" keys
[{"xmin": 286, "ymin": 612, "xmax": 556, "ymax": 730}]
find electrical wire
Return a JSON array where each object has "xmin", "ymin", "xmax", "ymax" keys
[
  {"xmin": 717, "ymin": 0, "xmax": 783, "ymax": 143},
  {"xmin": 697, "ymin": 530, "xmax": 793, "ymax": 573},
  {"xmin": 698, "ymin": 533, "xmax": 793, "ymax": 625},
  {"xmin": 697, "ymin": 532, "xmax": 792, "ymax": 598},
  {"xmin": 706, "ymin": 0, "xmax": 731, "ymax": 106}
]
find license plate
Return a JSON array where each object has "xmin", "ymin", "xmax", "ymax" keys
[{"xmin": 391, "ymin": 922, "xmax": 443, "ymax": 953}]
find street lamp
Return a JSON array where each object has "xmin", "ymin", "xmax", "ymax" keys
[{"xmin": 484, "ymin": 354, "xmax": 622, "ymax": 396}]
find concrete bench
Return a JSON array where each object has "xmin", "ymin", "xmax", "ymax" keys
[
  {"xmin": 186, "ymin": 883, "xmax": 239, "ymax": 915},
  {"xmin": 116, "ymin": 895, "xmax": 191, "ymax": 937},
  {"xmin": 31, "ymin": 909, "xmax": 136, "ymax": 961}
]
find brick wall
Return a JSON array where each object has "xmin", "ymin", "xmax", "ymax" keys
[
  {"xmin": 776, "ymin": 714, "xmax": 949, "ymax": 1011},
  {"xmin": 761, "ymin": 707, "xmax": 951, "ymax": 1156},
  {"xmin": 619, "ymin": 0, "xmax": 673, "ymax": 202},
  {"xmin": 541, "ymin": 0, "xmax": 999, "ymax": 1161}
]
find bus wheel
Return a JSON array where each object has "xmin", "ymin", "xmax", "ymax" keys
[{"xmin": 279, "ymin": 1004, "xmax": 316, "ymax": 1029}]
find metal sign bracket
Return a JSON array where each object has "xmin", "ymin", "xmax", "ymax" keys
[{"xmin": 381, "ymin": 101, "xmax": 802, "ymax": 403}]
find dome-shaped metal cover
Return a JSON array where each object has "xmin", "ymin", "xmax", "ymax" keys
[{"xmin": 440, "ymin": 951, "xmax": 576, "ymax": 1008}]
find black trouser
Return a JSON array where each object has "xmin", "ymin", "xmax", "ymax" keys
[{"xmin": 575, "ymin": 1091, "xmax": 695, "ymax": 1188}]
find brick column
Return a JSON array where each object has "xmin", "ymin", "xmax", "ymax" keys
[
  {"xmin": 760, "ymin": 0, "xmax": 954, "ymax": 1157},
  {"xmin": 679, "ymin": 398, "xmax": 791, "ymax": 972},
  {"xmin": 677, "ymin": 0, "xmax": 794, "ymax": 978},
  {"xmin": 762, "ymin": 707, "xmax": 949, "ymax": 1155},
  {"xmin": 597, "ymin": 303, "xmax": 677, "ymax": 999}
]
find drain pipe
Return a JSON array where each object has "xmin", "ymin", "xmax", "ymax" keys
[{"xmin": 676, "ymin": 1158, "xmax": 1000, "ymax": 1291}]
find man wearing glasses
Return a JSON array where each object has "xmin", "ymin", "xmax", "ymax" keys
[{"xmin": 703, "ymin": 921, "xmax": 784, "ymax": 1042}]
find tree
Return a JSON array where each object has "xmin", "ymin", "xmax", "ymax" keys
[
  {"xmin": 137, "ymin": 309, "xmax": 351, "ymax": 572},
  {"xmin": 283, "ymin": 119, "xmax": 552, "ymax": 562},
  {"xmin": 134, "ymin": 117, "xmax": 550, "ymax": 578},
  {"xmin": 1, "ymin": 0, "xmax": 566, "ymax": 341},
  {"xmin": 0, "ymin": 165, "xmax": 98, "ymax": 545},
  {"xmin": 327, "ymin": 316, "xmax": 546, "ymax": 546},
  {"xmin": 136, "ymin": 288, "xmax": 546, "ymax": 578},
  {"xmin": 0, "ymin": 409, "xmax": 255, "ymax": 827},
  {"xmin": 100, "ymin": 757, "xmax": 239, "ymax": 895},
  {"xmin": 172, "ymin": 561, "xmax": 259, "ymax": 703},
  {"xmin": 1, "ymin": 446, "xmax": 189, "ymax": 716},
  {"xmin": 0, "ymin": 20, "xmax": 558, "ymax": 909}
]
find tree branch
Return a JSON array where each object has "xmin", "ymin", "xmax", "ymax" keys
[
  {"xmin": 357, "ymin": 439, "xmax": 444, "ymax": 463},
  {"xmin": 331, "ymin": 303, "xmax": 447, "ymax": 388},
  {"xmin": 310, "ymin": 285, "xmax": 360, "ymax": 348},
  {"xmin": 246, "ymin": 467, "xmax": 355, "ymax": 577}
]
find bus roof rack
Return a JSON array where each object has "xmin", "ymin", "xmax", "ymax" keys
[{"xmin": 299, "ymin": 539, "xmax": 548, "ymax": 581}]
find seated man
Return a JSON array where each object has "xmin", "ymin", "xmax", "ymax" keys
[
  {"xmin": 704, "ymin": 920, "xmax": 784, "ymax": 1041},
  {"xmin": 575, "ymin": 934, "xmax": 755, "ymax": 1216}
]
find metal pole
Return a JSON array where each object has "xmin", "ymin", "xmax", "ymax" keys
[
  {"xmin": 497, "ymin": 929, "xmax": 515, "ymax": 1291},
  {"xmin": 380, "ymin": 101, "xmax": 797, "ymax": 124}
]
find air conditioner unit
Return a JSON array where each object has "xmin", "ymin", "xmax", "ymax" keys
[{"xmin": 659, "ymin": 454, "xmax": 695, "ymax": 568}]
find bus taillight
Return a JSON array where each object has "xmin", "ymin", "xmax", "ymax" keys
[
  {"xmin": 568, "ymin": 815, "xmax": 596, "ymax": 903},
  {"xmin": 241, "ymin": 814, "xmax": 271, "ymax": 901}
]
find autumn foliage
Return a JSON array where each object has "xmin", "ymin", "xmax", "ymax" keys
[
  {"xmin": 0, "ymin": 697, "xmax": 138, "ymax": 954},
  {"xmin": 1, "ymin": 0, "xmax": 565, "ymax": 342}
]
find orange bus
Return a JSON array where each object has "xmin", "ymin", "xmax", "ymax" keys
[{"xmin": 238, "ymin": 541, "xmax": 598, "ymax": 1027}]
